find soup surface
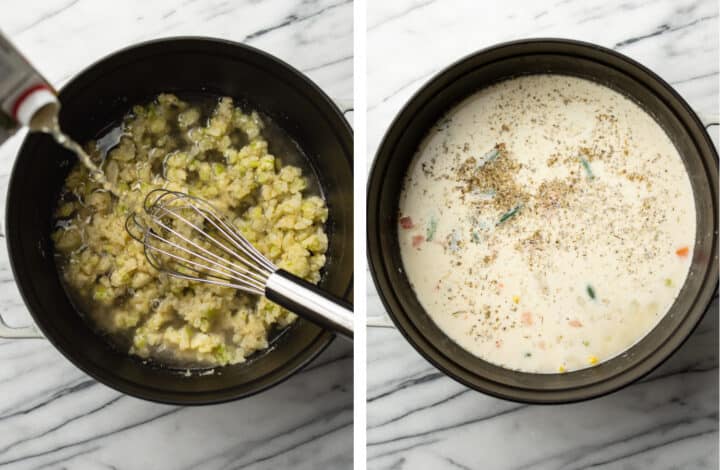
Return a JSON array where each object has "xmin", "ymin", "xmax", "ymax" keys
[
  {"xmin": 53, "ymin": 94, "xmax": 328, "ymax": 367},
  {"xmin": 398, "ymin": 74, "xmax": 695, "ymax": 373}
]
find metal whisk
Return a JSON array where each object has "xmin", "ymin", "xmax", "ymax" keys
[{"xmin": 126, "ymin": 189, "xmax": 353, "ymax": 339}]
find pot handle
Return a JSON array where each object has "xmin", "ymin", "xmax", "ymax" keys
[
  {"xmin": 698, "ymin": 113, "xmax": 719, "ymax": 129},
  {"xmin": 332, "ymin": 98, "xmax": 353, "ymax": 118},
  {"xmin": 367, "ymin": 313, "xmax": 395, "ymax": 329},
  {"xmin": 0, "ymin": 313, "xmax": 43, "ymax": 339}
]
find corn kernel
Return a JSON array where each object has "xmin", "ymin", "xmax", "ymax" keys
[
  {"xmin": 512, "ymin": 295, "xmax": 520, "ymax": 304},
  {"xmin": 589, "ymin": 355, "xmax": 598, "ymax": 365},
  {"xmin": 558, "ymin": 365, "xmax": 567, "ymax": 373}
]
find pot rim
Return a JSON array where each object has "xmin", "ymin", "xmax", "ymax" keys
[
  {"xmin": 367, "ymin": 37, "xmax": 718, "ymax": 404},
  {"xmin": 6, "ymin": 36, "xmax": 353, "ymax": 405}
]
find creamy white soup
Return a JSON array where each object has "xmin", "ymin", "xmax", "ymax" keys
[{"xmin": 398, "ymin": 74, "xmax": 695, "ymax": 373}]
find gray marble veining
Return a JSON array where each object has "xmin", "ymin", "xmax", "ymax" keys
[
  {"xmin": 367, "ymin": 0, "xmax": 718, "ymax": 468},
  {"xmin": 0, "ymin": 1, "xmax": 352, "ymax": 469}
]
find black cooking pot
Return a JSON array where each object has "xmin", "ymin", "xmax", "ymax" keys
[
  {"xmin": 367, "ymin": 38, "xmax": 718, "ymax": 403},
  {"xmin": 5, "ymin": 38, "xmax": 353, "ymax": 404}
]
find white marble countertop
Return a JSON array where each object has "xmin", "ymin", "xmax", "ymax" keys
[
  {"xmin": 366, "ymin": 0, "xmax": 719, "ymax": 469},
  {"xmin": 0, "ymin": 1, "xmax": 352, "ymax": 469}
]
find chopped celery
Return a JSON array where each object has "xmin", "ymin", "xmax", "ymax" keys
[{"xmin": 93, "ymin": 286, "xmax": 110, "ymax": 300}]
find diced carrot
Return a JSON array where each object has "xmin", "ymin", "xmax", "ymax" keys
[
  {"xmin": 495, "ymin": 339, "xmax": 503, "ymax": 349},
  {"xmin": 676, "ymin": 246, "xmax": 689, "ymax": 258},
  {"xmin": 521, "ymin": 312, "xmax": 533, "ymax": 326},
  {"xmin": 399, "ymin": 216, "xmax": 414, "ymax": 229},
  {"xmin": 568, "ymin": 319, "xmax": 583, "ymax": 328},
  {"xmin": 412, "ymin": 235, "xmax": 424, "ymax": 248},
  {"xmin": 537, "ymin": 340, "xmax": 546, "ymax": 350},
  {"xmin": 498, "ymin": 282, "xmax": 505, "ymax": 289}
]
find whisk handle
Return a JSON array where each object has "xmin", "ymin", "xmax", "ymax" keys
[{"xmin": 265, "ymin": 270, "xmax": 353, "ymax": 340}]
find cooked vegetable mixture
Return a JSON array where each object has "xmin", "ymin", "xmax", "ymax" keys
[
  {"xmin": 398, "ymin": 75, "xmax": 695, "ymax": 373},
  {"xmin": 53, "ymin": 94, "xmax": 328, "ymax": 366}
]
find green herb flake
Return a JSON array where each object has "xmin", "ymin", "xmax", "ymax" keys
[
  {"xmin": 664, "ymin": 278, "xmax": 673, "ymax": 287},
  {"xmin": 426, "ymin": 216, "xmax": 438, "ymax": 241},
  {"xmin": 471, "ymin": 230, "xmax": 481, "ymax": 243},
  {"xmin": 524, "ymin": 352, "xmax": 532, "ymax": 358},
  {"xmin": 582, "ymin": 340, "xmax": 590, "ymax": 347},
  {"xmin": 496, "ymin": 204, "xmax": 522, "ymax": 226},
  {"xmin": 580, "ymin": 157, "xmax": 594, "ymax": 179},
  {"xmin": 586, "ymin": 284, "xmax": 596, "ymax": 300}
]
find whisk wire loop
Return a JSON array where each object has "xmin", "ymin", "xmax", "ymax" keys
[
  {"xmin": 150, "ymin": 204, "xmax": 269, "ymax": 285},
  {"xmin": 146, "ymin": 189, "xmax": 276, "ymax": 274},
  {"xmin": 126, "ymin": 189, "xmax": 279, "ymax": 295},
  {"xmin": 143, "ymin": 225, "xmax": 267, "ymax": 293}
]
